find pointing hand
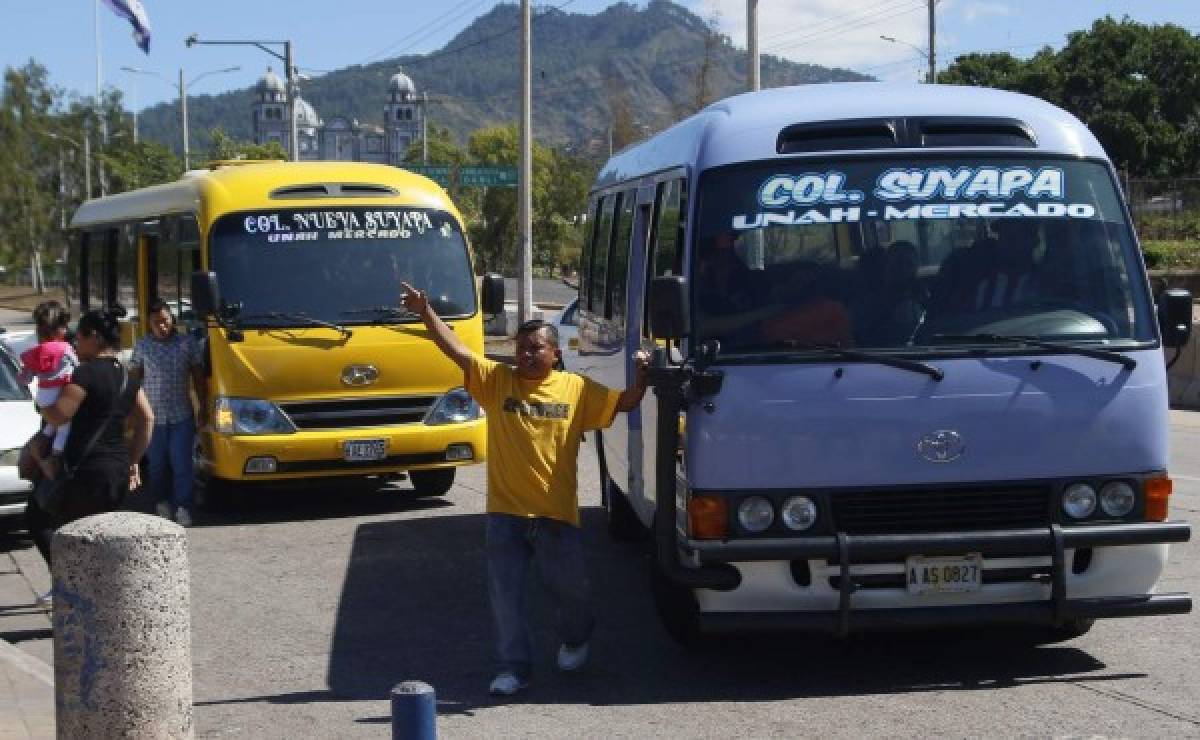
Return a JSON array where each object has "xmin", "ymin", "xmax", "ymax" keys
[{"xmin": 399, "ymin": 281, "xmax": 428, "ymax": 314}]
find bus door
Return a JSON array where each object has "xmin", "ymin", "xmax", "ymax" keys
[{"xmin": 621, "ymin": 186, "xmax": 658, "ymax": 505}]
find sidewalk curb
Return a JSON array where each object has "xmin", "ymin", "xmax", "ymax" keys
[{"xmin": 0, "ymin": 636, "xmax": 53, "ymax": 688}]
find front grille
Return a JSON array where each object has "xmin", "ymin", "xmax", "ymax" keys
[
  {"xmin": 279, "ymin": 396, "xmax": 437, "ymax": 430},
  {"xmin": 831, "ymin": 486, "xmax": 1051, "ymax": 535}
]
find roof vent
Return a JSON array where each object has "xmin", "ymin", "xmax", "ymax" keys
[
  {"xmin": 777, "ymin": 119, "xmax": 898, "ymax": 154},
  {"xmin": 917, "ymin": 117, "xmax": 1036, "ymax": 148},
  {"xmin": 270, "ymin": 183, "xmax": 399, "ymax": 199}
]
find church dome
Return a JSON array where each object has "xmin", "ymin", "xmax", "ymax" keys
[
  {"xmin": 257, "ymin": 67, "xmax": 287, "ymax": 95},
  {"xmin": 294, "ymin": 97, "xmax": 321, "ymax": 127},
  {"xmin": 389, "ymin": 70, "xmax": 416, "ymax": 95}
]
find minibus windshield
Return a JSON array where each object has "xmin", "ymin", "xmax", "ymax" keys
[
  {"xmin": 210, "ymin": 206, "xmax": 476, "ymax": 326},
  {"xmin": 694, "ymin": 156, "xmax": 1155, "ymax": 355}
]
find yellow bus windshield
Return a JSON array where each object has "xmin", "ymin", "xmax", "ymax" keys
[{"xmin": 209, "ymin": 205, "xmax": 476, "ymax": 327}]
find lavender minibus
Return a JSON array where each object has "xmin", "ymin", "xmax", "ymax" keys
[{"xmin": 574, "ymin": 82, "xmax": 1193, "ymax": 643}]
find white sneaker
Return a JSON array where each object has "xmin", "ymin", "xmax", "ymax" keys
[
  {"xmin": 175, "ymin": 508, "xmax": 193, "ymax": 528},
  {"xmin": 488, "ymin": 671, "xmax": 529, "ymax": 696},
  {"xmin": 556, "ymin": 641, "xmax": 589, "ymax": 672},
  {"xmin": 155, "ymin": 501, "xmax": 173, "ymax": 519}
]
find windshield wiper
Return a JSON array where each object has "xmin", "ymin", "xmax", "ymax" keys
[
  {"xmin": 340, "ymin": 306, "xmax": 420, "ymax": 323},
  {"xmin": 240, "ymin": 311, "xmax": 353, "ymax": 338},
  {"xmin": 930, "ymin": 333, "xmax": 1136, "ymax": 370},
  {"xmin": 779, "ymin": 342, "xmax": 945, "ymax": 381}
]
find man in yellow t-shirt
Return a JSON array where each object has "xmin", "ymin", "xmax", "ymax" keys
[{"xmin": 400, "ymin": 281, "xmax": 649, "ymax": 697}]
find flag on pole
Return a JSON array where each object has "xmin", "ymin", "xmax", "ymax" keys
[{"xmin": 101, "ymin": 0, "xmax": 152, "ymax": 54}]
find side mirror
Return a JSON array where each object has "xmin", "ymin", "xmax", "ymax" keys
[
  {"xmin": 481, "ymin": 273, "xmax": 505, "ymax": 315},
  {"xmin": 649, "ymin": 275, "xmax": 690, "ymax": 340},
  {"xmin": 1158, "ymin": 288, "xmax": 1192, "ymax": 349},
  {"xmin": 190, "ymin": 271, "xmax": 221, "ymax": 318}
]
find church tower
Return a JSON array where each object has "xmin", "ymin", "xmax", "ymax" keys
[
  {"xmin": 252, "ymin": 67, "xmax": 289, "ymax": 152},
  {"xmin": 384, "ymin": 69, "xmax": 423, "ymax": 166}
]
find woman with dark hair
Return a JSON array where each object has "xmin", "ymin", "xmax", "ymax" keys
[
  {"xmin": 26, "ymin": 309, "xmax": 155, "ymax": 580},
  {"xmin": 130, "ymin": 297, "xmax": 206, "ymax": 526}
]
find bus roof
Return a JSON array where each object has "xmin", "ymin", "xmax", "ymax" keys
[
  {"xmin": 594, "ymin": 82, "xmax": 1107, "ymax": 190},
  {"xmin": 70, "ymin": 160, "xmax": 456, "ymax": 229}
]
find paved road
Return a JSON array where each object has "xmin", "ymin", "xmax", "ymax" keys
[{"xmin": 3, "ymin": 416, "xmax": 1198, "ymax": 737}]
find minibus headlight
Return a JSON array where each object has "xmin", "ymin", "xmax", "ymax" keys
[
  {"xmin": 737, "ymin": 496, "xmax": 774, "ymax": 533},
  {"xmin": 1099, "ymin": 481, "xmax": 1136, "ymax": 517},
  {"xmin": 426, "ymin": 388, "xmax": 481, "ymax": 425},
  {"xmin": 214, "ymin": 397, "xmax": 296, "ymax": 435},
  {"xmin": 1062, "ymin": 483, "xmax": 1097, "ymax": 519},
  {"xmin": 781, "ymin": 496, "xmax": 818, "ymax": 531}
]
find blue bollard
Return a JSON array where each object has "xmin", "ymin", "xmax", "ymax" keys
[{"xmin": 391, "ymin": 680, "xmax": 437, "ymax": 740}]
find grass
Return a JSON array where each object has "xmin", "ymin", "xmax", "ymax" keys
[{"xmin": 1142, "ymin": 240, "xmax": 1200, "ymax": 271}]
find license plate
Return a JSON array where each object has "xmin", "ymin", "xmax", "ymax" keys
[
  {"xmin": 343, "ymin": 439, "xmax": 387, "ymax": 462},
  {"xmin": 906, "ymin": 554, "xmax": 983, "ymax": 595}
]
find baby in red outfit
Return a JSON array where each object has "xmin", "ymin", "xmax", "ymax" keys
[{"xmin": 18, "ymin": 301, "xmax": 79, "ymax": 460}]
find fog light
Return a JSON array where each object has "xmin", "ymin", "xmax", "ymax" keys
[
  {"xmin": 1062, "ymin": 483, "xmax": 1096, "ymax": 519},
  {"xmin": 244, "ymin": 456, "xmax": 278, "ymax": 474},
  {"xmin": 445, "ymin": 444, "xmax": 474, "ymax": 461},
  {"xmin": 737, "ymin": 495, "xmax": 774, "ymax": 533},
  {"xmin": 781, "ymin": 495, "xmax": 818, "ymax": 531},
  {"xmin": 1099, "ymin": 481, "xmax": 1136, "ymax": 517}
]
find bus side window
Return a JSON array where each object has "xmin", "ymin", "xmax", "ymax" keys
[
  {"xmin": 82, "ymin": 228, "xmax": 115, "ymax": 312},
  {"xmin": 589, "ymin": 194, "xmax": 617, "ymax": 317},
  {"xmin": 579, "ymin": 198, "xmax": 600, "ymax": 313},
  {"xmin": 644, "ymin": 178, "xmax": 685, "ymax": 337},
  {"xmin": 116, "ymin": 224, "xmax": 139, "ymax": 319},
  {"xmin": 608, "ymin": 189, "xmax": 636, "ymax": 323}
]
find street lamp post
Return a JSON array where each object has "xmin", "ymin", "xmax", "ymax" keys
[
  {"xmin": 186, "ymin": 35, "xmax": 299, "ymax": 162},
  {"xmin": 43, "ymin": 130, "xmax": 91, "ymax": 202},
  {"xmin": 880, "ymin": 35, "xmax": 934, "ymax": 83},
  {"xmin": 122, "ymin": 65, "xmax": 240, "ymax": 170}
]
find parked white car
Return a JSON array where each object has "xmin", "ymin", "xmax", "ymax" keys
[
  {"xmin": 552, "ymin": 297, "xmax": 579, "ymax": 367},
  {"xmin": 0, "ymin": 342, "xmax": 38, "ymax": 532}
]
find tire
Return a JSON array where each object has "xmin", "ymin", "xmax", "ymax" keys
[
  {"xmin": 594, "ymin": 431, "xmax": 645, "ymax": 542},
  {"xmin": 409, "ymin": 468, "xmax": 455, "ymax": 497},
  {"xmin": 1037, "ymin": 617, "xmax": 1095, "ymax": 643},
  {"xmin": 650, "ymin": 552, "xmax": 704, "ymax": 647},
  {"xmin": 196, "ymin": 474, "xmax": 237, "ymax": 512}
]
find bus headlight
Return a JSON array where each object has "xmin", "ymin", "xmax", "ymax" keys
[
  {"xmin": 781, "ymin": 495, "xmax": 818, "ymax": 531},
  {"xmin": 425, "ymin": 388, "xmax": 481, "ymax": 425},
  {"xmin": 214, "ymin": 397, "xmax": 296, "ymax": 435},
  {"xmin": 1062, "ymin": 483, "xmax": 1097, "ymax": 519},
  {"xmin": 1099, "ymin": 481, "xmax": 1136, "ymax": 517},
  {"xmin": 737, "ymin": 496, "xmax": 774, "ymax": 533}
]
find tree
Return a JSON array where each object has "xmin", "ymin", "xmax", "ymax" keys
[
  {"xmin": 0, "ymin": 61, "xmax": 59, "ymax": 288},
  {"xmin": 939, "ymin": 17, "xmax": 1200, "ymax": 176},
  {"xmin": 206, "ymin": 128, "xmax": 288, "ymax": 163},
  {"xmin": 464, "ymin": 125, "xmax": 593, "ymax": 276}
]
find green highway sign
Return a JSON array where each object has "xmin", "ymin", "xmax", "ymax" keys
[
  {"xmin": 458, "ymin": 166, "xmax": 518, "ymax": 187},
  {"xmin": 403, "ymin": 165, "xmax": 452, "ymax": 188},
  {"xmin": 402, "ymin": 164, "xmax": 518, "ymax": 188}
]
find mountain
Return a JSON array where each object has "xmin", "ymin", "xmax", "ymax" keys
[{"xmin": 136, "ymin": 1, "xmax": 870, "ymax": 157}]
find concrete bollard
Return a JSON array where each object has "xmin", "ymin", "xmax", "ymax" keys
[
  {"xmin": 391, "ymin": 680, "xmax": 437, "ymax": 740},
  {"xmin": 51, "ymin": 512, "xmax": 193, "ymax": 739}
]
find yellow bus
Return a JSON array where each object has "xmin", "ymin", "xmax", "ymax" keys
[{"xmin": 69, "ymin": 160, "xmax": 503, "ymax": 502}]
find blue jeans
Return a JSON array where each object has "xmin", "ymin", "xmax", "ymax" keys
[
  {"xmin": 486, "ymin": 513, "xmax": 594, "ymax": 679},
  {"xmin": 147, "ymin": 417, "xmax": 195, "ymax": 511}
]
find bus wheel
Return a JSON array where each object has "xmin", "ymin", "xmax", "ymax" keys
[
  {"xmin": 196, "ymin": 474, "xmax": 237, "ymax": 512},
  {"xmin": 595, "ymin": 431, "xmax": 645, "ymax": 542},
  {"xmin": 409, "ymin": 468, "xmax": 455, "ymax": 497},
  {"xmin": 650, "ymin": 555, "xmax": 704, "ymax": 647},
  {"xmin": 1035, "ymin": 618, "xmax": 1095, "ymax": 643}
]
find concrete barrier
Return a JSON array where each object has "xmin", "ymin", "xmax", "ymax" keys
[{"xmin": 52, "ymin": 512, "xmax": 192, "ymax": 739}]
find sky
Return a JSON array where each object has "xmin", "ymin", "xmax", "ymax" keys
[{"xmin": 3, "ymin": 0, "xmax": 1199, "ymax": 112}]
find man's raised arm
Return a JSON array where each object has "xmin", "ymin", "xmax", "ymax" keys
[{"xmin": 400, "ymin": 281, "xmax": 476, "ymax": 373}]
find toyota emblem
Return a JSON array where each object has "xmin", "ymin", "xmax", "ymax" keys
[
  {"xmin": 917, "ymin": 430, "xmax": 965, "ymax": 463},
  {"xmin": 341, "ymin": 364, "xmax": 379, "ymax": 387}
]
